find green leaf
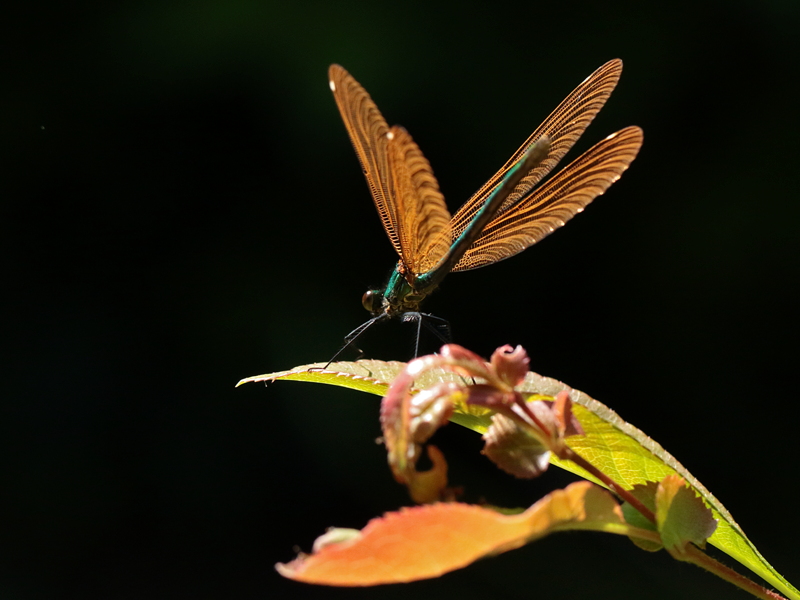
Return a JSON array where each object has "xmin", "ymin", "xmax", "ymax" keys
[
  {"xmin": 621, "ymin": 482, "xmax": 662, "ymax": 552},
  {"xmin": 239, "ymin": 360, "xmax": 799, "ymax": 599},
  {"xmin": 655, "ymin": 474, "xmax": 718, "ymax": 558}
]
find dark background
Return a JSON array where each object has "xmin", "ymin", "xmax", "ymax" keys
[{"xmin": 3, "ymin": 1, "xmax": 799, "ymax": 598}]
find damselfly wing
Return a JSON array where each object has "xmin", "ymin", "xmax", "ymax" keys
[{"xmin": 328, "ymin": 60, "xmax": 642, "ymax": 355}]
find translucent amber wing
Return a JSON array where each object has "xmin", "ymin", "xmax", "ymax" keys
[
  {"xmin": 329, "ymin": 65, "xmax": 402, "ymax": 258},
  {"xmin": 452, "ymin": 126, "xmax": 642, "ymax": 271},
  {"xmin": 386, "ymin": 126, "xmax": 452, "ymax": 275},
  {"xmin": 450, "ymin": 59, "xmax": 623, "ymax": 238}
]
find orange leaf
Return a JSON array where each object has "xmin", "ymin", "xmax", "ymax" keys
[{"xmin": 276, "ymin": 481, "xmax": 624, "ymax": 586}]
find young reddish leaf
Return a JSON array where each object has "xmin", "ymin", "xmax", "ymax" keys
[
  {"xmin": 489, "ymin": 344, "xmax": 530, "ymax": 387},
  {"xmin": 276, "ymin": 481, "xmax": 627, "ymax": 586},
  {"xmin": 553, "ymin": 390, "xmax": 584, "ymax": 437},
  {"xmin": 379, "ymin": 345, "xmax": 588, "ymax": 501},
  {"xmin": 482, "ymin": 413, "xmax": 551, "ymax": 478},
  {"xmin": 379, "ymin": 345, "xmax": 539, "ymax": 503},
  {"xmin": 438, "ymin": 344, "xmax": 497, "ymax": 381},
  {"xmin": 381, "ymin": 374, "xmax": 460, "ymax": 503},
  {"xmin": 656, "ymin": 474, "xmax": 718, "ymax": 559},
  {"xmin": 406, "ymin": 445, "xmax": 450, "ymax": 504}
]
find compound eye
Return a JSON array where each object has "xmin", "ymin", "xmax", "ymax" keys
[{"xmin": 362, "ymin": 290, "xmax": 381, "ymax": 313}]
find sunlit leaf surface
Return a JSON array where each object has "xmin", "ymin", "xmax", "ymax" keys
[{"xmin": 239, "ymin": 361, "xmax": 798, "ymax": 598}]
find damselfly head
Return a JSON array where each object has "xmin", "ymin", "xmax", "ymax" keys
[{"xmin": 362, "ymin": 290, "xmax": 383, "ymax": 314}]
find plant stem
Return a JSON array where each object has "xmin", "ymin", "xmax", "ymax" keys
[
  {"xmin": 514, "ymin": 396, "xmax": 552, "ymax": 436},
  {"xmin": 562, "ymin": 448, "xmax": 656, "ymax": 523},
  {"xmin": 563, "ymin": 449, "xmax": 788, "ymax": 600},
  {"xmin": 683, "ymin": 545, "xmax": 787, "ymax": 600}
]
